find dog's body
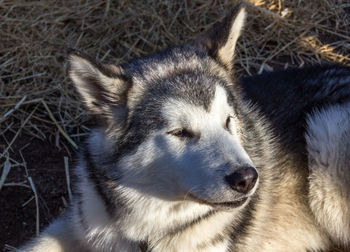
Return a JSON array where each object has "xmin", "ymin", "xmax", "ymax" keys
[{"xmin": 20, "ymin": 5, "xmax": 350, "ymax": 252}]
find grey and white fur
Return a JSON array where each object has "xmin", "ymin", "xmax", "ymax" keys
[{"xmin": 20, "ymin": 3, "xmax": 350, "ymax": 252}]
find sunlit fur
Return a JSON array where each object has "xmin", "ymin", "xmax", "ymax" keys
[
  {"xmin": 20, "ymin": 4, "xmax": 350, "ymax": 252},
  {"xmin": 307, "ymin": 102, "xmax": 350, "ymax": 246}
]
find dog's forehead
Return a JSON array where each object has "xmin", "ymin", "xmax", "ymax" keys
[
  {"xmin": 161, "ymin": 85, "xmax": 232, "ymax": 125},
  {"xmin": 121, "ymin": 45, "xmax": 234, "ymax": 141},
  {"xmin": 130, "ymin": 72, "xmax": 219, "ymax": 121}
]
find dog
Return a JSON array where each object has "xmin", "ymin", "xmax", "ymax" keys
[{"xmin": 19, "ymin": 3, "xmax": 350, "ymax": 252}]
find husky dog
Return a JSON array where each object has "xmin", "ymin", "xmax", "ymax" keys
[{"xmin": 20, "ymin": 3, "xmax": 350, "ymax": 252}]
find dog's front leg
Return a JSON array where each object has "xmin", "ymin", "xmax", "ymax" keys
[{"xmin": 18, "ymin": 211, "xmax": 82, "ymax": 252}]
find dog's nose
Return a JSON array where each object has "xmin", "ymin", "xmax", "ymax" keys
[{"xmin": 225, "ymin": 166, "xmax": 258, "ymax": 194}]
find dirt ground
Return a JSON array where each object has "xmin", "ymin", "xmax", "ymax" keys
[{"xmin": 0, "ymin": 134, "xmax": 71, "ymax": 251}]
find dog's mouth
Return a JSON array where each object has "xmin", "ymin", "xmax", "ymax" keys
[
  {"xmin": 210, "ymin": 197, "xmax": 248, "ymax": 208},
  {"xmin": 187, "ymin": 193, "xmax": 248, "ymax": 209}
]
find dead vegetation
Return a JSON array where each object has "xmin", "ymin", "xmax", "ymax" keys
[{"xmin": 0, "ymin": 0, "xmax": 349, "ymax": 250}]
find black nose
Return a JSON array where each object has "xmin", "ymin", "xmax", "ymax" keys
[{"xmin": 225, "ymin": 166, "xmax": 258, "ymax": 194}]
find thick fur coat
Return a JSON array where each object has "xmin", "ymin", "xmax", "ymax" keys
[{"xmin": 20, "ymin": 4, "xmax": 350, "ymax": 252}]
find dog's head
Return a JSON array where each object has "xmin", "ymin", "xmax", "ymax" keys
[{"xmin": 69, "ymin": 5, "xmax": 258, "ymax": 210}]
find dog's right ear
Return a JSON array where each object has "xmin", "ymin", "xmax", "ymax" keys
[
  {"xmin": 69, "ymin": 52, "xmax": 131, "ymax": 125},
  {"xmin": 197, "ymin": 3, "xmax": 246, "ymax": 73}
]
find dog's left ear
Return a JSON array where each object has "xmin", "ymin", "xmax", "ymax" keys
[
  {"xmin": 197, "ymin": 4, "xmax": 246, "ymax": 72},
  {"xmin": 68, "ymin": 51, "xmax": 131, "ymax": 126}
]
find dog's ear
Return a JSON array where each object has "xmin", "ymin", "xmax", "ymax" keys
[
  {"xmin": 69, "ymin": 52, "xmax": 131, "ymax": 125},
  {"xmin": 197, "ymin": 4, "xmax": 246, "ymax": 72}
]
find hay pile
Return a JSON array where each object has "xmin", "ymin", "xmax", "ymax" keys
[
  {"xmin": 0, "ymin": 0, "xmax": 349, "ymax": 250},
  {"xmin": 1, "ymin": 0, "xmax": 349, "ymax": 154}
]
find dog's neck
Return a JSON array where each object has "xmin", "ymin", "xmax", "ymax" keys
[
  {"xmin": 114, "ymin": 201, "xmax": 237, "ymax": 251},
  {"xmin": 119, "ymin": 194, "xmax": 238, "ymax": 251}
]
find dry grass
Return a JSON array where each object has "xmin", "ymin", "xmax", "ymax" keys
[
  {"xmin": 0, "ymin": 0, "xmax": 349, "ymax": 250},
  {"xmin": 1, "ymin": 0, "xmax": 349, "ymax": 153}
]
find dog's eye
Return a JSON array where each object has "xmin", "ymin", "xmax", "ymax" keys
[
  {"xmin": 167, "ymin": 128, "xmax": 194, "ymax": 139},
  {"xmin": 225, "ymin": 116, "xmax": 234, "ymax": 130},
  {"xmin": 225, "ymin": 116, "xmax": 232, "ymax": 129}
]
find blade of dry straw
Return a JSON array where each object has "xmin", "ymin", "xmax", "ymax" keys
[
  {"xmin": 0, "ymin": 157, "xmax": 11, "ymax": 191},
  {"xmin": 41, "ymin": 100, "xmax": 78, "ymax": 149},
  {"xmin": 1, "ymin": 103, "xmax": 39, "ymax": 157},
  {"xmin": 3, "ymin": 182, "xmax": 30, "ymax": 189},
  {"xmin": 64, "ymin": 156, "xmax": 73, "ymax": 201},
  {"xmin": 0, "ymin": 95, "xmax": 27, "ymax": 123},
  {"xmin": 27, "ymin": 176, "xmax": 40, "ymax": 236},
  {"xmin": 22, "ymin": 196, "xmax": 35, "ymax": 207}
]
